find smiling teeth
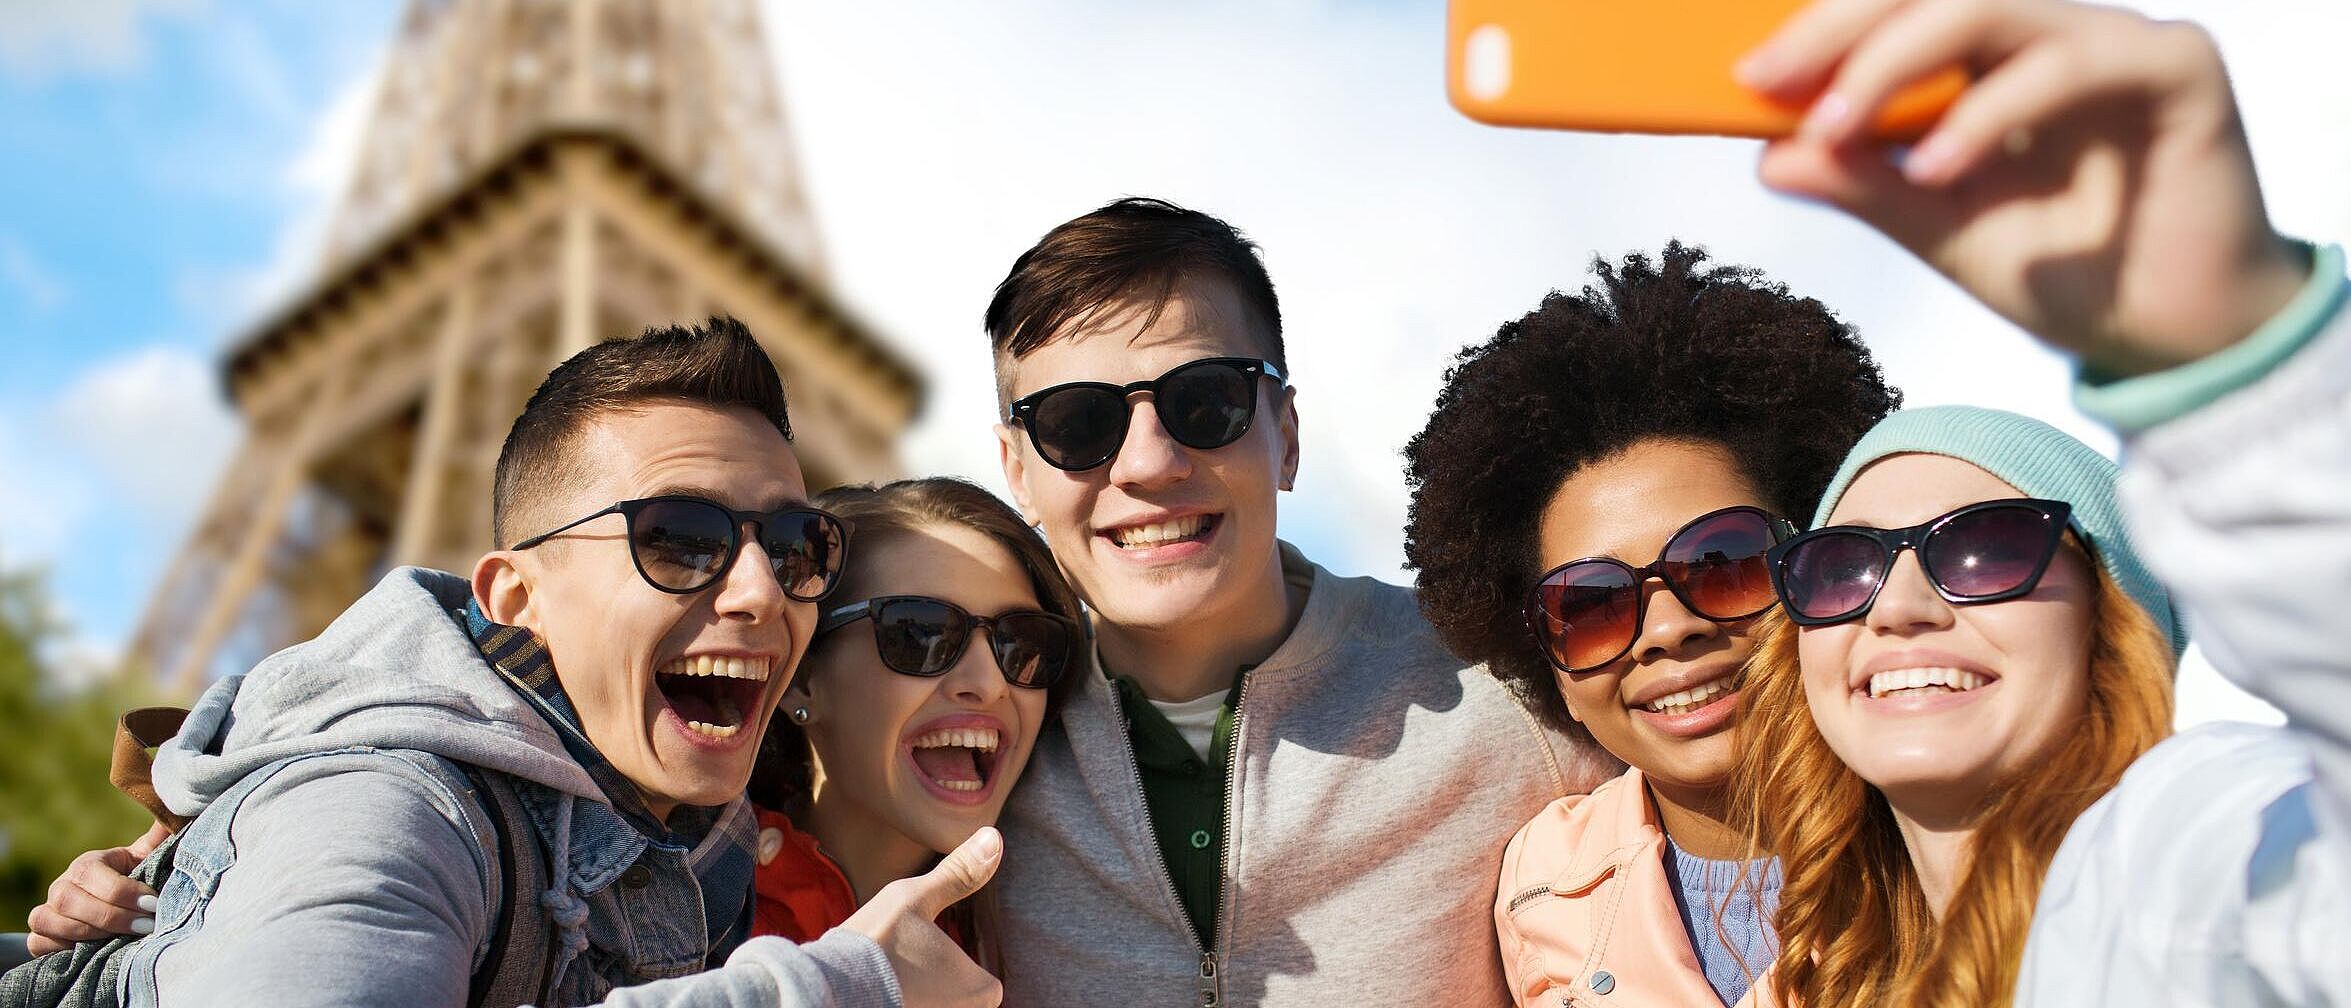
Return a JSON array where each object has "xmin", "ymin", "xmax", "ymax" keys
[
  {"xmin": 1868, "ymin": 667, "xmax": 1989, "ymax": 699},
  {"xmin": 1112, "ymin": 516, "xmax": 1206, "ymax": 549},
  {"xmin": 910, "ymin": 727, "xmax": 1001, "ymax": 752},
  {"xmin": 659, "ymin": 655, "xmax": 771, "ymax": 681},
  {"xmin": 683, "ymin": 714, "xmax": 742, "ymax": 740},
  {"xmin": 1640, "ymin": 678, "xmax": 1734, "ymax": 716}
]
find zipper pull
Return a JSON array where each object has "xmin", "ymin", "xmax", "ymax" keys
[{"xmin": 1196, "ymin": 952, "xmax": 1220, "ymax": 1006}]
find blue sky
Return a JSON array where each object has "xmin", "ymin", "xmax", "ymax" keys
[
  {"xmin": 2, "ymin": 0, "xmax": 2344, "ymax": 726},
  {"xmin": 0, "ymin": 1, "xmax": 397, "ymax": 664}
]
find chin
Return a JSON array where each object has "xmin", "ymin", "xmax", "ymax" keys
[{"xmin": 1850, "ymin": 752, "xmax": 1999, "ymax": 798}]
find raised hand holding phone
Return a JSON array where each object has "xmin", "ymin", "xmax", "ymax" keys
[
  {"xmin": 1448, "ymin": 0, "xmax": 1965, "ymax": 138},
  {"xmin": 1739, "ymin": 0, "xmax": 2310, "ymax": 375}
]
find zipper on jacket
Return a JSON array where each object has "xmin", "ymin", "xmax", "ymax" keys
[
  {"xmin": 1506, "ymin": 883, "xmax": 1555, "ymax": 913},
  {"xmin": 1112, "ymin": 697, "xmax": 1218, "ymax": 1004},
  {"xmin": 1202, "ymin": 671, "xmax": 1251, "ymax": 1008}
]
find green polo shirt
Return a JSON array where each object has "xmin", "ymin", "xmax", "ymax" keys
[{"xmin": 1110, "ymin": 667, "xmax": 1246, "ymax": 947}]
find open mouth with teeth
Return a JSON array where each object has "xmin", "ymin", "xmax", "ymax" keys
[
  {"xmin": 654, "ymin": 654, "xmax": 771, "ymax": 743},
  {"xmin": 1866, "ymin": 667, "xmax": 1994, "ymax": 700},
  {"xmin": 1636, "ymin": 677, "xmax": 1737, "ymax": 717},
  {"xmin": 906, "ymin": 725, "xmax": 1005, "ymax": 802},
  {"xmin": 1106, "ymin": 514, "xmax": 1221, "ymax": 551}
]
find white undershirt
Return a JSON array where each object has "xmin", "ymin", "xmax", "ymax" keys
[{"xmin": 1147, "ymin": 689, "xmax": 1231, "ymax": 762}]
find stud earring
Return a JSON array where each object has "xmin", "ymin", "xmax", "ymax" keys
[{"xmin": 790, "ymin": 706, "xmax": 812, "ymax": 725}]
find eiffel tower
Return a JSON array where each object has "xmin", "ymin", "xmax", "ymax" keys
[{"xmin": 130, "ymin": 0, "xmax": 923, "ymax": 696}]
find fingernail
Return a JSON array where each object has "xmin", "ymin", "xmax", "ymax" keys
[
  {"xmin": 130, "ymin": 917, "xmax": 155, "ymax": 935},
  {"xmin": 137, "ymin": 894, "xmax": 158, "ymax": 913},
  {"xmin": 1734, "ymin": 48, "xmax": 1780, "ymax": 89},
  {"xmin": 1904, "ymin": 134, "xmax": 1957, "ymax": 184},
  {"xmin": 1801, "ymin": 93, "xmax": 1852, "ymax": 141}
]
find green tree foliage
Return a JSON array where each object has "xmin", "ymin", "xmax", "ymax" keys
[{"xmin": 0, "ymin": 566, "xmax": 153, "ymax": 934}]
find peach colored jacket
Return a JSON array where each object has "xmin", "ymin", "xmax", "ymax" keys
[{"xmin": 1495, "ymin": 767, "xmax": 1769, "ymax": 1008}]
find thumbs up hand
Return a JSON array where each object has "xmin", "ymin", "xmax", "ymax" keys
[{"xmin": 841, "ymin": 827, "xmax": 1005, "ymax": 1008}]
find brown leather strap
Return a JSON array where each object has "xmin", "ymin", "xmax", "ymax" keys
[{"xmin": 110, "ymin": 706, "xmax": 191, "ymax": 832}]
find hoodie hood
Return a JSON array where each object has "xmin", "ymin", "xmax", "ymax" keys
[{"xmin": 154, "ymin": 567, "xmax": 602, "ymax": 819}]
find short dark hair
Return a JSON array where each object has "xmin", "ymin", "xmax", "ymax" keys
[
  {"xmin": 984, "ymin": 197, "xmax": 1284, "ymax": 401},
  {"xmin": 492, "ymin": 316, "xmax": 792, "ymax": 547},
  {"xmin": 1403, "ymin": 242, "xmax": 1899, "ymax": 737}
]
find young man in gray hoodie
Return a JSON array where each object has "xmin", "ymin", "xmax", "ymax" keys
[
  {"xmin": 123, "ymin": 319, "xmax": 998, "ymax": 1007},
  {"xmin": 984, "ymin": 198, "xmax": 1620, "ymax": 1005}
]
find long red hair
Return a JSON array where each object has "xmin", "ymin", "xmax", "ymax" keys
[{"xmin": 1731, "ymin": 555, "xmax": 2173, "ymax": 1007}]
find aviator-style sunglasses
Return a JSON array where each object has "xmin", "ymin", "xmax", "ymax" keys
[
  {"xmin": 1523, "ymin": 505, "xmax": 1792, "ymax": 674},
  {"xmin": 1006, "ymin": 356, "xmax": 1287, "ymax": 472},
  {"xmin": 816, "ymin": 595, "xmax": 1083, "ymax": 689},
  {"xmin": 512, "ymin": 495, "xmax": 852, "ymax": 601},
  {"xmin": 1769, "ymin": 498, "xmax": 2074, "ymax": 626}
]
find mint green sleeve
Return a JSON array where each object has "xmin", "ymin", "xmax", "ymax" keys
[{"xmin": 2073, "ymin": 243, "xmax": 2348, "ymax": 433}]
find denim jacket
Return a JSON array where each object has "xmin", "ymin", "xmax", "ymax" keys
[{"xmin": 130, "ymin": 567, "xmax": 897, "ymax": 1008}]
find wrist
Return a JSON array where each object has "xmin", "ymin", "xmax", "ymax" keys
[
  {"xmin": 2077, "ymin": 242, "xmax": 2344, "ymax": 433},
  {"xmin": 2080, "ymin": 237, "xmax": 2311, "ymax": 377},
  {"xmin": 2220, "ymin": 237, "xmax": 2317, "ymax": 357}
]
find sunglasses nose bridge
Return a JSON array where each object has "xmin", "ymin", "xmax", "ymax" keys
[
  {"xmin": 939, "ymin": 621, "xmax": 1012, "ymax": 698},
  {"xmin": 1864, "ymin": 544, "xmax": 1957, "ymax": 628}
]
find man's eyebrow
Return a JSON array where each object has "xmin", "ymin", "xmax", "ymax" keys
[{"xmin": 642, "ymin": 484, "xmax": 812, "ymax": 511}]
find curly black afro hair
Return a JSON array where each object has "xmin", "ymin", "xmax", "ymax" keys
[{"xmin": 1403, "ymin": 241, "xmax": 1899, "ymax": 737}]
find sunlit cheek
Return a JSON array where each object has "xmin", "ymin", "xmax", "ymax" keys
[{"xmin": 1794, "ymin": 631, "xmax": 1850, "ymax": 708}]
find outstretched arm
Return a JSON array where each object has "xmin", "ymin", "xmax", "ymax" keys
[{"xmin": 1740, "ymin": 0, "xmax": 2349, "ymax": 817}]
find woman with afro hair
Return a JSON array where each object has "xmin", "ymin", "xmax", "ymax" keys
[{"xmin": 1403, "ymin": 242, "xmax": 1897, "ymax": 1008}]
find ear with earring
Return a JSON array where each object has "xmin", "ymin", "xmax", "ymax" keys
[{"xmin": 789, "ymin": 706, "xmax": 812, "ymax": 725}]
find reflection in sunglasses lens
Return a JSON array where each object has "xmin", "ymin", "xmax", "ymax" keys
[
  {"xmin": 1788, "ymin": 532, "xmax": 1886, "ymax": 619},
  {"xmin": 1537, "ymin": 564, "xmax": 1641, "ymax": 672},
  {"xmin": 1663, "ymin": 511, "xmax": 1779, "ymax": 619},
  {"xmin": 876, "ymin": 599, "xmax": 964, "ymax": 674},
  {"xmin": 1930, "ymin": 506, "xmax": 2049, "ymax": 597},
  {"xmin": 1160, "ymin": 362, "xmax": 1254, "ymax": 447},
  {"xmin": 1032, "ymin": 386, "xmax": 1126, "ymax": 469},
  {"xmin": 634, "ymin": 500, "xmax": 733, "ymax": 591}
]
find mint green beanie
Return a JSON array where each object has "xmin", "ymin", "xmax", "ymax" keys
[{"xmin": 1812, "ymin": 405, "xmax": 2186, "ymax": 656}]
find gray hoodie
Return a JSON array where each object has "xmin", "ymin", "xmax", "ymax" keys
[
  {"xmin": 127, "ymin": 567, "xmax": 898, "ymax": 1008},
  {"xmin": 997, "ymin": 544, "xmax": 1619, "ymax": 1005}
]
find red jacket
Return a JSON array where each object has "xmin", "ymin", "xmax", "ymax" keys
[{"xmin": 751, "ymin": 806, "xmax": 973, "ymax": 953}]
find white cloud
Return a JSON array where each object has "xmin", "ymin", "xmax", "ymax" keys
[
  {"xmin": 46, "ymin": 346, "xmax": 239, "ymax": 525},
  {"xmin": 178, "ymin": 53, "xmax": 382, "ymax": 336},
  {"xmin": 0, "ymin": 413, "xmax": 90, "ymax": 573},
  {"xmin": 0, "ymin": 0, "xmax": 201, "ymax": 82},
  {"xmin": 0, "ymin": 346, "xmax": 238, "ymax": 681}
]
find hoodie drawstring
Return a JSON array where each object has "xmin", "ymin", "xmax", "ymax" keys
[{"xmin": 538, "ymin": 793, "xmax": 589, "ymax": 996}]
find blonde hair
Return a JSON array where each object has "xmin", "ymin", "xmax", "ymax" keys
[{"xmin": 1732, "ymin": 556, "xmax": 2174, "ymax": 1007}]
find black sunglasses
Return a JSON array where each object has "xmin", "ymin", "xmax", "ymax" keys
[
  {"xmin": 1006, "ymin": 356, "xmax": 1287, "ymax": 472},
  {"xmin": 816, "ymin": 595, "xmax": 1082, "ymax": 690},
  {"xmin": 1769, "ymin": 498, "xmax": 2074, "ymax": 626},
  {"xmin": 1523, "ymin": 505, "xmax": 1792, "ymax": 674},
  {"xmin": 512, "ymin": 495, "xmax": 852, "ymax": 601}
]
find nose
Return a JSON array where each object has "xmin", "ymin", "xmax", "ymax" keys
[
  {"xmin": 942, "ymin": 629, "xmax": 1012, "ymax": 706},
  {"xmin": 709, "ymin": 522, "xmax": 790, "ymax": 623},
  {"xmin": 1864, "ymin": 550, "xmax": 1955, "ymax": 634},
  {"xmin": 1104, "ymin": 398, "xmax": 1192, "ymax": 490},
  {"xmin": 1629, "ymin": 578, "xmax": 1718, "ymax": 664}
]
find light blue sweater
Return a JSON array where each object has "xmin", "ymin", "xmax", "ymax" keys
[{"xmin": 1661, "ymin": 836, "xmax": 1781, "ymax": 1008}]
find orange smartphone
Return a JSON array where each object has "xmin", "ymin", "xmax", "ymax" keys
[{"xmin": 1447, "ymin": 0, "xmax": 1966, "ymax": 140}]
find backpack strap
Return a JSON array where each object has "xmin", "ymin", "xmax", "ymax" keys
[
  {"xmin": 109, "ymin": 708, "xmax": 190, "ymax": 832},
  {"xmin": 455, "ymin": 766, "xmax": 552, "ymax": 1008}
]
